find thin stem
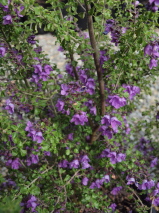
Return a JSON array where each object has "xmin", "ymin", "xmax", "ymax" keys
[{"xmin": 84, "ymin": 0, "xmax": 105, "ymax": 116}]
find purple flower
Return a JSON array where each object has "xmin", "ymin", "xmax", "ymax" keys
[
  {"xmin": 109, "ymin": 203, "xmax": 117, "ymax": 211},
  {"xmin": 90, "ymin": 106, "xmax": 97, "ymax": 115},
  {"xmin": 144, "ymin": 44, "xmax": 153, "ymax": 56},
  {"xmin": 101, "ymin": 115, "xmax": 121, "ymax": 135},
  {"xmin": 14, "ymin": 5, "xmax": 25, "ymax": 17},
  {"xmin": 65, "ymin": 63, "xmax": 74, "ymax": 76},
  {"xmin": 101, "ymin": 115, "xmax": 111, "ymax": 126},
  {"xmin": 149, "ymin": 58, "xmax": 158, "ymax": 69},
  {"xmin": 27, "ymin": 35, "xmax": 36, "ymax": 45},
  {"xmin": 43, "ymin": 64, "xmax": 52, "ymax": 74},
  {"xmin": 69, "ymin": 159, "xmax": 80, "ymax": 169},
  {"xmin": 67, "ymin": 133, "xmax": 74, "ymax": 141},
  {"xmin": 32, "ymin": 131, "xmax": 44, "ymax": 143},
  {"xmin": 126, "ymin": 177, "xmax": 136, "ymax": 185},
  {"xmin": 61, "ymin": 84, "xmax": 69, "ymax": 96},
  {"xmin": 26, "ymin": 154, "xmax": 39, "ymax": 166},
  {"xmin": 80, "ymin": 155, "xmax": 91, "ymax": 169},
  {"xmin": 107, "ymin": 152, "xmax": 118, "ymax": 164},
  {"xmin": 111, "ymin": 186, "xmax": 122, "ymax": 195},
  {"xmin": 139, "ymin": 179, "xmax": 155, "ymax": 190},
  {"xmin": 3, "ymin": 15, "xmax": 12, "ymax": 25},
  {"xmin": 86, "ymin": 78, "xmax": 95, "ymax": 95},
  {"xmin": 5, "ymin": 99, "xmax": 14, "ymax": 114},
  {"xmin": 0, "ymin": 47, "xmax": 6, "ymax": 57},
  {"xmin": 58, "ymin": 46, "xmax": 64, "ymax": 52},
  {"xmin": 70, "ymin": 111, "xmax": 88, "ymax": 125},
  {"xmin": 0, "ymin": 4, "xmax": 10, "ymax": 12},
  {"xmin": 106, "ymin": 151, "xmax": 126, "ymax": 164},
  {"xmin": 100, "ymin": 50, "xmax": 109, "ymax": 67},
  {"xmin": 151, "ymin": 157, "xmax": 158, "ymax": 167},
  {"xmin": 123, "ymin": 85, "xmax": 140, "ymax": 100},
  {"xmin": 101, "ymin": 175, "xmax": 110, "ymax": 184},
  {"xmin": 26, "ymin": 196, "xmax": 37, "ymax": 211},
  {"xmin": 56, "ymin": 99, "xmax": 65, "ymax": 112},
  {"xmin": 82, "ymin": 177, "xmax": 89, "ymax": 186},
  {"xmin": 58, "ymin": 160, "xmax": 69, "ymax": 168},
  {"xmin": 25, "ymin": 121, "xmax": 33, "ymax": 132},
  {"xmin": 111, "ymin": 117, "xmax": 122, "ymax": 132},
  {"xmin": 43, "ymin": 151, "xmax": 51, "ymax": 156},
  {"xmin": 117, "ymin": 153, "xmax": 126, "ymax": 162},
  {"xmin": 108, "ymin": 95, "xmax": 127, "ymax": 109},
  {"xmin": 104, "ymin": 19, "xmax": 115, "ymax": 35},
  {"xmin": 152, "ymin": 197, "xmax": 159, "ymax": 206},
  {"xmin": 6, "ymin": 158, "xmax": 21, "ymax": 169},
  {"xmin": 33, "ymin": 64, "xmax": 42, "ymax": 73},
  {"xmin": 100, "ymin": 148, "xmax": 111, "ymax": 158}
]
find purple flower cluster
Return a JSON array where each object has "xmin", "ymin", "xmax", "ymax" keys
[
  {"xmin": 108, "ymin": 95, "xmax": 127, "ymax": 109},
  {"xmin": 104, "ymin": 19, "xmax": 127, "ymax": 46},
  {"xmin": 82, "ymin": 177, "xmax": 89, "ymax": 185},
  {"xmin": 65, "ymin": 63, "xmax": 74, "ymax": 77},
  {"xmin": 56, "ymin": 99, "xmax": 65, "ymax": 112},
  {"xmin": 27, "ymin": 35, "xmax": 36, "ymax": 45},
  {"xmin": 70, "ymin": 111, "xmax": 88, "ymax": 126},
  {"xmin": 14, "ymin": 5, "xmax": 25, "ymax": 18},
  {"xmin": 3, "ymin": 14, "xmax": 12, "ymax": 25},
  {"xmin": 25, "ymin": 121, "xmax": 44, "ymax": 143},
  {"xmin": 111, "ymin": 186, "xmax": 122, "ymax": 195},
  {"xmin": 138, "ymin": 179, "xmax": 155, "ymax": 190},
  {"xmin": 90, "ymin": 175, "xmax": 110, "ymax": 189},
  {"xmin": 100, "ymin": 148, "xmax": 126, "ymax": 164},
  {"xmin": 6, "ymin": 158, "xmax": 21, "ymax": 169},
  {"xmin": 100, "ymin": 115, "xmax": 121, "ymax": 139},
  {"xmin": 150, "ymin": 157, "xmax": 158, "ymax": 167},
  {"xmin": 58, "ymin": 154, "xmax": 91, "ymax": 169},
  {"xmin": 20, "ymin": 195, "xmax": 38, "ymax": 213},
  {"xmin": 0, "ymin": 45, "xmax": 6, "ymax": 57},
  {"xmin": 99, "ymin": 50, "xmax": 109, "ymax": 70},
  {"xmin": 146, "ymin": 0, "xmax": 159, "ymax": 12},
  {"xmin": 1, "ymin": 1, "xmax": 24, "ymax": 25},
  {"xmin": 5, "ymin": 99, "xmax": 14, "ymax": 114},
  {"xmin": 84, "ymin": 100, "xmax": 97, "ymax": 115},
  {"xmin": 26, "ymin": 154, "xmax": 39, "ymax": 166},
  {"xmin": 0, "ymin": 179, "xmax": 16, "ymax": 190},
  {"xmin": 109, "ymin": 203, "xmax": 117, "ymax": 211},
  {"xmin": 126, "ymin": 176, "xmax": 139, "ymax": 188},
  {"xmin": 31, "ymin": 64, "xmax": 53, "ymax": 83},
  {"xmin": 144, "ymin": 41, "xmax": 159, "ymax": 69},
  {"xmin": 60, "ymin": 68, "xmax": 96, "ymax": 96},
  {"xmin": 123, "ymin": 84, "xmax": 140, "ymax": 100}
]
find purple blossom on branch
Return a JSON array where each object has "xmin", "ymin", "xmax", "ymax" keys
[
  {"xmin": 27, "ymin": 35, "xmax": 36, "ymax": 45},
  {"xmin": 20, "ymin": 195, "xmax": 38, "ymax": 213},
  {"xmin": 26, "ymin": 154, "xmax": 39, "ymax": 166},
  {"xmin": 82, "ymin": 177, "xmax": 89, "ymax": 186},
  {"xmin": 5, "ymin": 99, "xmax": 14, "ymax": 114},
  {"xmin": 6, "ymin": 158, "xmax": 21, "ymax": 169},
  {"xmin": 3, "ymin": 15, "xmax": 12, "ymax": 25},
  {"xmin": 108, "ymin": 95, "xmax": 127, "ymax": 109},
  {"xmin": 0, "ymin": 47, "xmax": 6, "ymax": 57},
  {"xmin": 138, "ymin": 179, "xmax": 155, "ymax": 190},
  {"xmin": 123, "ymin": 84, "xmax": 140, "ymax": 100},
  {"xmin": 109, "ymin": 203, "xmax": 117, "ymax": 211},
  {"xmin": 111, "ymin": 186, "xmax": 122, "ymax": 195},
  {"xmin": 151, "ymin": 157, "xmax": 158, "ymax": 167},
  {"xmin": 56, "ymin": 99, "xmax": 65, "ymax": 112},
  {"xmin": 70, "ymin": 111, "xmax": 88, "ymax": 126}
]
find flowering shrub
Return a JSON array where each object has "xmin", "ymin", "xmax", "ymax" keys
[{"xmin": 1, "ymin": 0, "xmax": 159, "ymax": 212}]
